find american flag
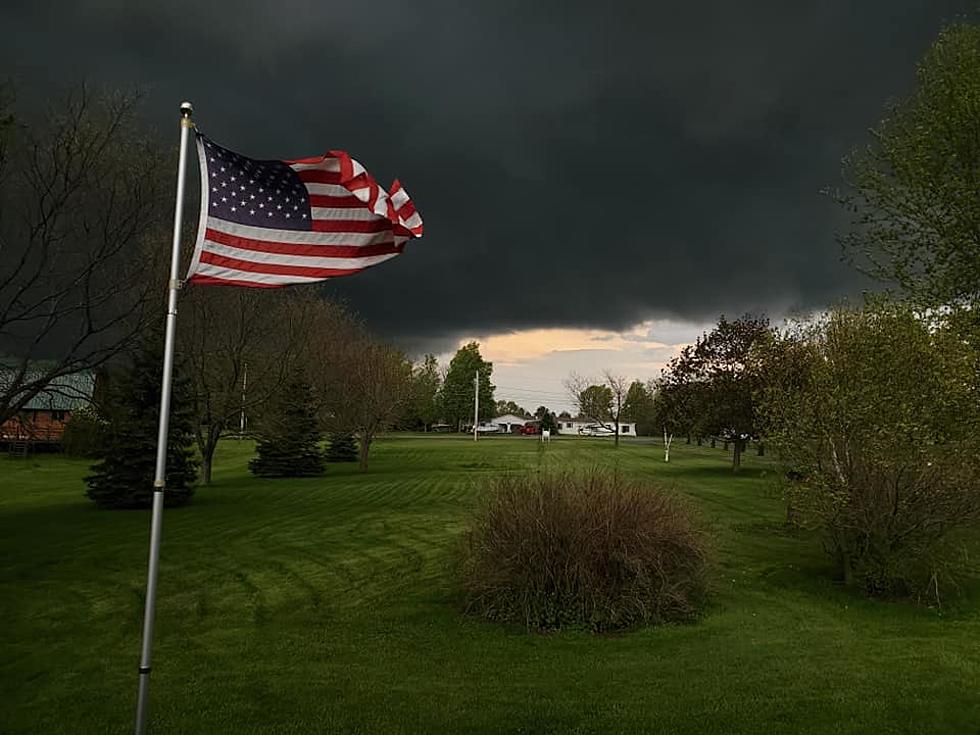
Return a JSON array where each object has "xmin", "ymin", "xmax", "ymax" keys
[{"xmin": 186, "ymin": 133, "xmax": 423, "ymax": 287}]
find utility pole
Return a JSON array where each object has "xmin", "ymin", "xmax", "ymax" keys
[
  {"xmin": 239, "ymin": 361, "xmax": 248, "ymax": 439},
  {"xmin": 473, "ymin": 369, "xmax": 479, "ymax": 442}
]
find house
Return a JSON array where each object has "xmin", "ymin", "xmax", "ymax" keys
[
  {"xmin": 491, "ymin": 413, "xmax": 533, "ymax": 433},
  {"xmin": 557, "ymin": 416, "xmax": 637, "ymax": 437},
  {"xmin": 472, "ymin": 413, "xmax": 533, "ymax": 434},
  {"xmin": 0, "ymin": 371, "xmax": 97, "ymax": 445}
]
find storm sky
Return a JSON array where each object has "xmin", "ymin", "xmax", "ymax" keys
[{"xmin": 1, "ymin": 1, "xmax": 974, "ymax": 376}]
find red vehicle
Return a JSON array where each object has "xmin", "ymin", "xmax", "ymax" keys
[{"xmin": 520, "ymin": 422, "xmax": 540, "ymax": 436}]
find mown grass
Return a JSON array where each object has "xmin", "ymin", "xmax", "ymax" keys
[{"xmin": 0, "ymin": 436, "xmax": 978, "ymax": 734}]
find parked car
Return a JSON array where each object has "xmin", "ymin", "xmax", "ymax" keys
[
  {"xmin": 520, "ymin": 423, "xmax": 540, "ymax": 435},
  {"xmin": 578, "ymin": 424, "xmax": 615, "ymax": 437}
]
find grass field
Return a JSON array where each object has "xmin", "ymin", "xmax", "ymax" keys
[{"xmin": 1, "ymin": 436, "xmax": 978, "ymax": 734}]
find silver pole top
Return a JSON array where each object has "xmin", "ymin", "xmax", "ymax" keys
[{"xmin": 179, "ymin": 101, "xmax": 193, "ymax": 117}]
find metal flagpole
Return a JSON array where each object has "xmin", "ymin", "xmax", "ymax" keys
[{"xmin": 134, "ymin": 101, "xmax": 194, "ymax": 735}]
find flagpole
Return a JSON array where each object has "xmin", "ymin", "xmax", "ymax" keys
[{"xmin": 134, "ymin": 100, "xmax": 194, "ymax": 735}]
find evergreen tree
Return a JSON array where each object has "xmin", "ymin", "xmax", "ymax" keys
[
  {"xmin": 325, "ymin": 432, "xmax": 358, "ymax": 462},
  {"xmin": 85, "ymin": 337, "xmax": 198, "ymax": 509},
  {"xmin": 249, "ymin": 378, "xmax": 325, "ymax": 477}
]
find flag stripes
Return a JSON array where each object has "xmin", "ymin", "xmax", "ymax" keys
[{"xmin": 186, "ymin": 133, "xmax": 422, "ymax": 287}]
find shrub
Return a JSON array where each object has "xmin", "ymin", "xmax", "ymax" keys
[
  {"xmin": 61, "ymin": 406, "xmax": 107, "ymax": 458},
  {"xmin": 761, "ymin": 298, "xmax": 980, "ymax": 601},
  {"xmin": 455, "ymin": 470, "xmax": 710, "ymax": 632},
  {"xmin": 325, "ymin": 433, "xmax": 358, "ymax": 463},
  {"xmin": 249, "ymin": 378, "xmax": 324, "ymax": 477}
]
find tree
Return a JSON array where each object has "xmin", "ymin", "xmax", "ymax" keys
[
  {"xmin": 319, "ymin": 335, "xmax": 412, "ymax": 472},
  {"xmin": 836, "ymin": 24, "xmax": 980, "ymax": 308},
  {"xmin": 494, "ymin": 399, "xmax": 529, "ymax": 417},
  {"xmin": 181, "ymin": 288, "xmax": 314, "ymax": 484},
  {"xmin": 622, "ymin": 380, "xmax": 656, "ymax": 435},
  {"xmin": 85, "ymin": 332, "xmax": 197, "ymax": 509},
  {"xmin": 249, "ymin": 376, "xmax": 325, "ymax": 477},
  {"xmin": 652, "ymin": 376, "xmax": 703, "ymax": 462},
  {"xmin": 325, "ymin": 433, "xmax": 358, "ymax": 463},
  {"xmin": 439, "ymin": 342, "xmax": 494, "ymax": 430},
  {"xmin": 760, "ymin": 298, "xmax": 980, "ymax": 599},
  {"xmin": 404, "ymin": 354, "xmax": 441, "ymax": 430},
  {"xmin": 1, "ymin": 87, "xmax": 169, "ymax": 426},
  {"xmin": 566, "ymin": 372, "xmax": 630, "ymax": 448},
  {"xmin": 534, "ymin": 405, "xmax": 559, "ymax": 434},
  {"xmin": 660, "ymin": 315, "xmax": 772, "ymax": 471}
]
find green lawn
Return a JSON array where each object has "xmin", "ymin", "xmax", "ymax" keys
[{"xmin": 1, "ymin": 436, "xmax": 978, "ymax": 734}]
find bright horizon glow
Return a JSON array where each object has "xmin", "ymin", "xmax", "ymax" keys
[{"xmin": 437, "ymin": 318, "xmax": 713, "ymax": 414}]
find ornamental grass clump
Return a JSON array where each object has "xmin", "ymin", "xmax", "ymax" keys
[{"xmin": 456, "ymin": 470, "xmax": 710, "ymax": 632}]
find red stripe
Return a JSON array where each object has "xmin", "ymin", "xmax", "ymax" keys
[
  {"xmin": 395, "ymin": 199, "xmax": 417, "ymax": 219},
  {"xmin": 310, "ymin": 218, "xmax": 391, "ymax": 233},
  {"xmin": 199, "ymin": 251, "xmax": 367, "ymax": 278},
  {"xmin": 284, "ymin": 154, "xmax": 329, "ymax": 165},
  {"xmin": 189, "ymin": 274, "xmax": 286, "ymax": 288},
  {"xmin": 297, "ymin": 169, "xmax": 342, "ymax": 184},
  {"xmin": 205, "ymin": 228, "xmax": 403, "ymax": 258},
  {"xmin": 309, "ymin": 194, "xmax": 365, "ymax": 208}
]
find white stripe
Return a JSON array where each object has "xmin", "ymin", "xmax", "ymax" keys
[
  {"xmin": 207, "ymin": 217, "xmax": 394, "ymax": 246},
  {"xmin": 310, "ymin": 206, "xmax": 383, "ymax": 221},
  {"xmin": 289, "ymin": 159, "xmax": 341, "ymax": 172},
  {"xmin": 401, "ymin": 212, "xmax": 423, "ymax": 230},
  {"xmin": 193, "ymin": 262, "xmax": 325, "ymax": 285},
  {"xmin": 390, "ymin": 187, "xmax": 410, "ymax": 208},
  {"xmin": 305, "ymin": 183, "xmax": 358, "ymax": 197},
  {"xmin": 202, "ymin": 240, "xmax": 401, "ymax": 270}
]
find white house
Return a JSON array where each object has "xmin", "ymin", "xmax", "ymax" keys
[
  {"xmin": 557, "ymin": 416, "xmax": 636, "ymax": 437},
  {"xmin": 489, "ymin": 413, "xmax": 532, "ymax": 433}
]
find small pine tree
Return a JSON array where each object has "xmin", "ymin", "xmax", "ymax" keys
[
  {"xmin": 249, "ymin": 378, "xmax": 325, "ymax": 477},
  {"xmin": 85, "ymin": 337, "xmax": 198, "ymax": 509},
  {"xmin": 325, "ymin": 432, "xmax": 358, "ymax": 462}
]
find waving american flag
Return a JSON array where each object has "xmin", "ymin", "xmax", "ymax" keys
[{"xmin": 186, "ymin": 133, "xmax": 423, "ymax": 287}]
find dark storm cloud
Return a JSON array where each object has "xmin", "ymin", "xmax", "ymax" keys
[{"xmin": 1, "ymin": 0, "xmax": 974, "ymax": 349}]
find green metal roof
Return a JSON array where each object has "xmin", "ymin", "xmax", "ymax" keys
[{"xmin": 1, "ymin": 369, "xmax": 96, "ymax": 412}]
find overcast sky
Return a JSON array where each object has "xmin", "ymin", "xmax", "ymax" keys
[{"xmin": 2, "ymin": 1, "xmax": 974, "ymax": 408}]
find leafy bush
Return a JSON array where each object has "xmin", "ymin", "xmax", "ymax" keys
[
  {"xmin": 455, "ymin": 470, "xmax": 710, "ymax": 632},
  {"xmin": 61, "ymin": 406, "xmax": 107, "ymax": 458},
  {"xmin": 761, "ymin": 299, "xmax": 980, "ymax": 601}
]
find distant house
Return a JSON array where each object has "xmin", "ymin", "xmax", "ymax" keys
[
  {"xmin": 472, "ymin": 413, "xmax": 533, "ymax": 434},
  {"xmin": 492, "ymin": 413, "xmax": 533, "ymax": 433},
  {"xmin": 557, "ymin": 416, "xmax": 637, "ymax": 437},
  {"xmin": 0, "ymin": 371, "xmax": 97, "ymax": 445}
]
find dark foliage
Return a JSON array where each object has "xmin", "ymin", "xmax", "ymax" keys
[
  {"xmin": 325, "ymin": 432, "xmax": 358, "ymax": 463},
  {"xmin": 456, "ymin": 470, "xmax": 710, "ymax": 632},
  {"xmin": 85, "ymin": 338, "xmax": 197, "ymax": 509},
  {"xmin": 61, "ymin": 406, "xmax": 107, "ymax": 458},
  {"xmin": 249, "ymin": 378, "xmax": 324, "ymax": 477}
]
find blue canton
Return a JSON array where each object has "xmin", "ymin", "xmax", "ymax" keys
[{"xmin": 201, "ymin": 134, "xmax": 312, "ymax": 231}]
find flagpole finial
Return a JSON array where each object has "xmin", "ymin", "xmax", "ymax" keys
[{"xmin": 179, "ymin": 101, "xmax": 193, "ymax": 118}]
